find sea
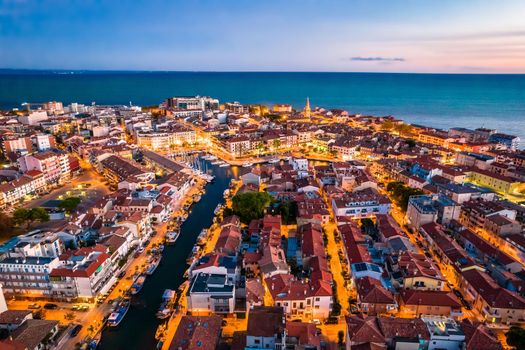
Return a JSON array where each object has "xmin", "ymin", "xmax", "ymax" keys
[{"xmin": 1, "ymin": 70, "xmax": 524, "ymax": 145}]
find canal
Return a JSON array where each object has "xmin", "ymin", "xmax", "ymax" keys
[{"xmin": 99, "ymin": 158, "xmax": 238, "ymax": 350}]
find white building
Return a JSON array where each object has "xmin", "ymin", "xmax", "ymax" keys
[
  {"xmin": 332, "ymin": 188, "xmax": 391, "ymax": 219},
  {"xmin": 187, "ymin": 273, "xmax": 235, "ymax": 314},
  {"xmin": 0, "ymin": 256, "xmax": 60, "ymax": 297},
  {"xmin": 18, "ymin": 110, "xmax": 48, "ymax": 125}
]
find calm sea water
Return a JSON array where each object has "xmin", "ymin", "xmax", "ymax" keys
[{"xmin": 1, "ymin": 71, "xmax": 524, "ymax": 143}]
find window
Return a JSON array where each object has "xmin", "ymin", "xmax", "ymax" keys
[{"xmin": 315, "ymin": 297, "xmax": 320, "ymax": 302}]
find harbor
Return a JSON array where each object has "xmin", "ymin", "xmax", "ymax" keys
[{"xmin": 98, "ymin": 157, "xmax": 236, "ymax": 350}]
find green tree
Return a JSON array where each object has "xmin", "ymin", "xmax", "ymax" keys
[
  {"xmin": 59, "ymin": 197, "xmax": 81, "ymax": 214},
  {"xmin": 386, "ymin": 181, "xmax": 424, "ymax": 211},
  {"xmin": 64, "ymin": 312, "xmax": 75, "ymax": 321},
  {"xmin": 13, "ymin": 207, "xmax": 50, "ymax": 229},
  {"xmin": 0, "ymin": 212, "xmax": 18, "ymax": 241},
  {"xmin": 506, "ymin": 326, "xmax": 525, "ymax": 350},
  {"xmin": 279, "ymin": 201, "xmax": 297, "ymax": 225},
  {"xmin": 231, "ymin": 192, "xmax": 274, "ymax": 224}
]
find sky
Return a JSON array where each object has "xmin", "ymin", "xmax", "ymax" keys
[{"xmin": 1, "ymin": 0, "xmax": 525, "ymax": 73}]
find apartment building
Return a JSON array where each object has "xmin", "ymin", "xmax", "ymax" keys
[
  {"xmin": 0, "ymin": 256, "xmax": 60, "ymax": 297},
  {"xmin": 332, "ymin": 188, "xmax": 391, "ymax": 219},
  {"xmin": 0, "ymin": 171, "xmax": 47, "ymax": 208},
  {"xmin": 49, "ymin": 245, "xmax": 113, "ymax": 300},
  {"xmin": 18, "ymin": 151, "xmax": 71, "ymax": 184},
  {"xmin": 406, "ymin": 194, "xmax": 461, "ymax": 230},
  {"xmin": 187, "ymin": 273, "xmax": 235, "ymax": 314}
]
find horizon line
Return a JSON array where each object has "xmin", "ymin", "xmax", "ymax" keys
[{"xmin": 1, "ymin": 68, "xmax": 525, "ymax": 75}]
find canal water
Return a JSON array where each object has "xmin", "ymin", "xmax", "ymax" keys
[{"xmin": 99, "ymin": 159, "xmax": 238, "ymax": 350}]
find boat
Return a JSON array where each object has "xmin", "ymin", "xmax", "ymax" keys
[
  {"xmin": 146, "ymin": 256, "xmax": 161, "ymax": 275},
  {"xmin": 197, "ymin": 229, "xmax": 208, "ymax": 244},
  {"xmin": 268, "ymin": 157, "xmax": 280, "ymax": 164},
  {"xmin": 165, "ymin": 231, "xmax": 179, "ymax": 245},
  {"xmin": 88, "ymin": 333, "xmax": 101, "ymax": 349},
  {"xmin": 158, "ymin": 244, "xmax": 165, "ymax": 253},
  {"xmin": 130, "ymin": 274, "xmax": 146, "ymax": 295},
  {"xmin": 193, "ymin": 195, "xmax": 202, "ymax": 202},
  {"xmin": 223, "ymin": 189, "xmax": 230, "ymax": 198},
  {"xmin": 219, "ymin": 162, "xmax": 231, "ymax": 167},
  {"xmin": 156, "ymin": 289, "xmax": 176, "ymax": 319},
  {"xmin": 107, "ymin": 299, "xmax": 130, "ymax": 327},
  {"xmin": 242, "ymin": 162, "xmax": 254, "ymax": 167},
  {"xmin": 214, "ymin": 204, "xmax": 223, "ymax": 215},
  {"xmin": 207, "ymin": 155, "xmax": 218, "ymax": 160}
]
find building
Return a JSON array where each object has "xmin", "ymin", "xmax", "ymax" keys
[
  {"xmin": 245, "ymin": 306, "xmax": 285, "ymax": 350},
  {"xmin": 0, "ymin": 171, "xmax": 47, "ymax": 208},
  {"xmin": 168, "ymin": 316, "xmax": 222, "ymax": 350},
  {"xmin": 18, "ymin": 151, "xmax": 71, "ymax": 184},
  {"xmin": 34, "ymin": 134, "xmax": 56, "ymax": 152},
  {"xmin": 0, "ymin": 256, "xmax": 60, "ymax": 297},
  {"xmin": 187, "ymin": 273, "xmax": 235, "ymax": 314},
  {"xmin": 18, "ymin": 110, "xmax": 49, "ymax": 125},
  {"xmin": 98, "ymin": 155, "xmax": 155, "ymax": 187},
  {"xmin": 406, "ymin": 194, "xmax": 461, "ymax": 230},
  {"xmin": 332, "ymin": 188, "xmax": 391, "ymax": 219},
  {"xmin": 467, "ymin": 168, "xmax": 524, "ymax": 194},
  {"xmin": 0, "ymin": 318, "xmax": 59, "ymax": 350},
  {"xmin": 489, "ymin": 133, "xmax": 520, "ymax": 150},
  {"xmin": 1, "ymin": 135, "xmax": 33, "ymax": 160},
  {"xmin": 398, "ymin": 290, "xmax": 463, "ymax": 319},
  {"xmin": 49, "ymin": 245, "xmax": 114, "ymax": 300},
  {"xmin": 135, "ymin": 126, "xmax": 197, "ymax": 151}
]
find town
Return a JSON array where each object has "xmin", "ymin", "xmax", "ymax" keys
[{"xmin": 0, "ymin": 96, "xmax": 524, "ymax": 350}]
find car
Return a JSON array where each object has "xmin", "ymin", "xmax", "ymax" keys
[
  {"xmin": 70, "ymin": 324, "xmax": 82, "ymax": 337},
  {"xmin": 28, "ymin": 303, "xmax": 41, "ymax": 309},
  {"xmin": 71, "ymin": 305, "xmax": 80, "ymax": 311},
  {"xmin": 117, "ymin": 271, "xmax": 126, "ymax": 279},
  {"xmin": 44, "ymin": 303, "xmax": 59, "ymax": 310},
  {"xmin": 80, "ymin": 305, "xmax": 89, "ymax": 311}
]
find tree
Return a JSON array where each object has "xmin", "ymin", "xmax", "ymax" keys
[
  {"xmin": 59, "ymin": 197, "xmax": 81, "ymax": 214},
  {"xmin": 13, "ymin": 207, "xmax": 50, "ymax": 229},
  {"xmin": 337, "ymin": 330, "xmax": 345, "ymax": 347},
  {"xmin": 279, "ymin": 201, "xmax": 297, "ymax": 225},
  {"xmin": 0, "ymin": 212, "xmax": 18, "ymax": 241},
  {"xmin": 64, "ymin": 312, "xmax": 75, "ymax": 321},
  {"xmin": 506, "ymin": 326, "xmax": 525, "ymax": 349},
  {"xmin": 386, "ymin": 182, "xmax": 425, "ymax": 211},
  {"xmin": 394, "ymin": 123, "xmax": 413, "ymax": 137},
  {"xmin": 231, "ymin": 192, "xmax": 274, "ymax": 224}
]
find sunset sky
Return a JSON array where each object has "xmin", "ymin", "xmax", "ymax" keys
[{"xmin": 1, "ymin": 0, "xmax": 524, "ymax": 73}]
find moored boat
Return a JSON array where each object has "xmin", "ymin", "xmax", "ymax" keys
[
  {"xmin": 130, "ymin": 274, "xmax": 146, "ymax": 295},
  {"xmin": 146, "ymin": 256, "xmax": 161, "ymax": 275},
  {"xmin": 107, "ymin": 299, "xmax": 130, "ymax": 327},
  {"xmin": 165, "ymin": 231, "xmax": 179, "ymax": 245},
  {"xmin": 156, "ymin": 289, "xmax": 176, "ymax": 319}
]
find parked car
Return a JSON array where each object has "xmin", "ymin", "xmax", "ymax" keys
[
  {"xmin": 44, "ymin": 303, "xmax": 58, "ymax": 310},
  {"xmin": 70, "ymin": 324, "xmax": 82, "ymax": 337},
  {"xmin": 28, "ymin": 303, "xmax": 41, "ymax": 309}
]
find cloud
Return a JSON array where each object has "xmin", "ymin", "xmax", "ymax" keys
[{"xmin": 348, "ymin": 56, "xmax": 405, "ymax": 62}]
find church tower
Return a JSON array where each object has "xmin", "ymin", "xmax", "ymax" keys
[{"xmin": 304, "ymin": 97, "xmax": 311, "ymax": 118}]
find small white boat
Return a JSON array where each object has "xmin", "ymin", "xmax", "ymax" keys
[
  {"xmin": 242, "ymin": 162, "xmax": 254, "ymax": 167},
  {"xmin": 268, "ymin": 158, "xmax": 280, "ymax": 164},
  {"xmin": 165, "ymin": 231, "xmax": 179, "ymax": 245},
  {"xmin": 193, "ymin": 195, "xmax": 202, "ymax": 202},
  {"xmin": 207, "ymin": 155, "xmax": 218, "ymax": 161},
  {"xmin": 211, "ymin": 160, "xmax": 223, "ymax": 165},
  {"xmin": 223, "ymin": 189, "xmax": 230, "ymax": 198},
  {"xmin": 219, "ymin": 162, "xmax": 231, "ymax": 167},
  {"xmin": 156, "ymin": 289, "xmax": 176, "ymax": 319}
]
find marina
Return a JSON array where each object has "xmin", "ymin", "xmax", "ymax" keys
[{"xmin": 99, "ymin": 157, "xmax": 236, "ymax": 349}]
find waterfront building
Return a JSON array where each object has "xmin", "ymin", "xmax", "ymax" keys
[
  {"xmin": 49, "ymin": 245, "xmax": 113, "ymax": 301},
  {"xmin": 489, "ymin": 133, "xmax": 520, "ymax": 150},
  {"xmin": 187, "ymin": 273, "xmax": 235, "ymax": 314},
  {"xmin": 168, "ymin": 315, "xmax": 222, "ymax": 350},
  {"xmin": 0, "ymin": 256, "xmax": 60, "ymax": 297}
]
